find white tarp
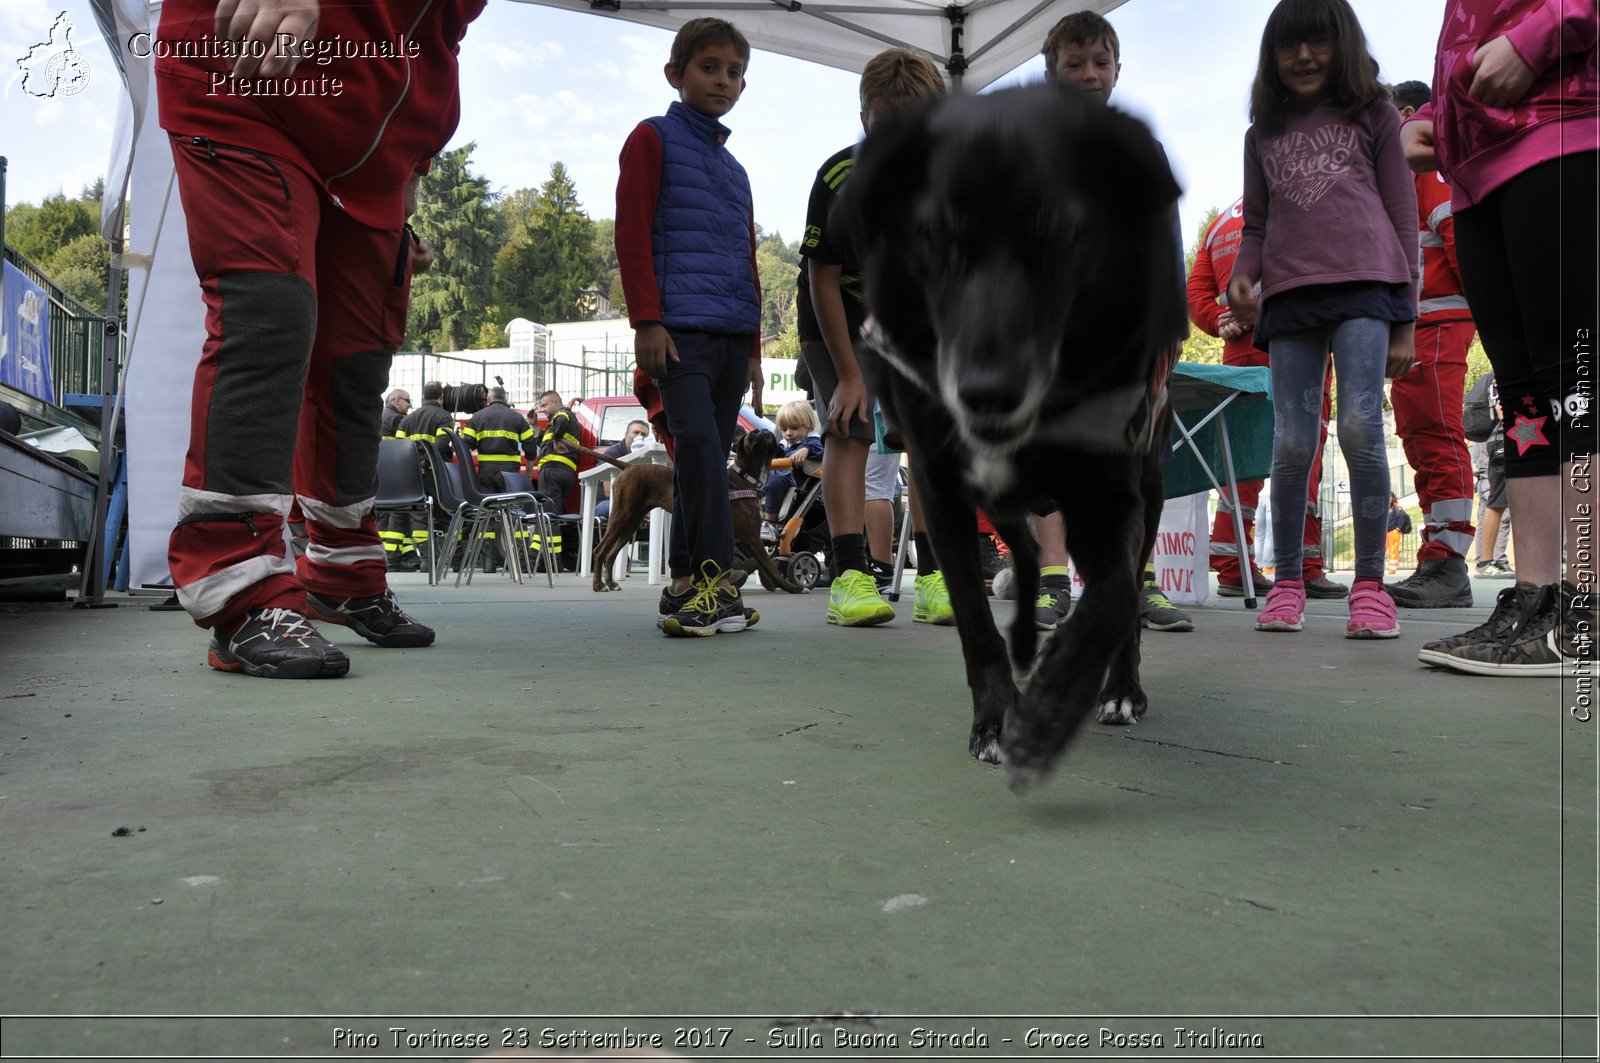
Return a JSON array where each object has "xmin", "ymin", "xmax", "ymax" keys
[{"xmin": 509, "ymin": 0, "xmax": 1124, "ymax": 90}]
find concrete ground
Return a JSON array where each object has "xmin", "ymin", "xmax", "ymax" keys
[{"xmin": 0, "ymin": 566, "xmax": 1594, "ymax": 1061}]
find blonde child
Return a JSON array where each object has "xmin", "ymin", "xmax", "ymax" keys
[
  {"xmin": 1228, "ymin": 0, "xmax": 1419, "ymax": 639},
  {"xmin": 763, "ymin": 400, "xmax": 825, "ymax": 522}
]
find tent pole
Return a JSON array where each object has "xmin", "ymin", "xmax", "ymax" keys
[{"xmin": 76, "ymin": 233, "xmax": 126, "ymax": 609}]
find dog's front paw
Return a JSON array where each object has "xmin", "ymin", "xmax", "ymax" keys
[
  {"xmin": 1095, "ymin": 693, "xmax": 1146, "ymax": 726},
  {"xmin": 968, "ymin": 720, "xmax": 1003, "ymax": 764}
]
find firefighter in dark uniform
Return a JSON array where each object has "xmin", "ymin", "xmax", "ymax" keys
[
  {"xmin": 380, "ymin": 388, "xmax": 410, "ymax": 438},
  {"xmin": 464, "ymin": 386, "xmax": 536, "ymax": 571},
  {"xmin": 377, "ymin": 389, "xmax": 415, "ymax": 569},
  {"xmin": 396, "ymin": 381, "xmax": 457, "ymax": 569},
  {"xmin": 533, "ymin": 390, "xmax": 581, "ymax": 570}
]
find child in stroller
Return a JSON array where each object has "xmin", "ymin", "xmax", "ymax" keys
[
  {"xmin": 754, "ymin": 400, "xmax": 832, "ymax": 590},
  {"xmin": 762, "ymin": 400, "xmax": 824, "ymax": 522}
]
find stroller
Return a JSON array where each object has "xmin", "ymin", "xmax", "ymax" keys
[{"xmin": 752, "ymin": 453, "xmax": 831, "ymax": 591}]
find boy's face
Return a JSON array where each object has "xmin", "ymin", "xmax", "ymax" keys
[
  {"xmin": 781, "ymin": 422, "xmax": 807, "ymax": 445},
  {"xmin": 1050, "ymin": 38, "xmax": 1119, "ymax": 106},
  {"xmin": 665, "ymin": 43, "xmax": 746, "ymax": 119}
]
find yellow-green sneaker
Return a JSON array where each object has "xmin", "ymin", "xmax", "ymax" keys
[
  {"xmin": 827, "ymin": 569, "xmax": 895, "ymax": 626},
  {"xmin": 912, "ymin": 572, "xmax": 956, "ymax": 625}
]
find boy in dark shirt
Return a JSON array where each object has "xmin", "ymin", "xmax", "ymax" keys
[{"xmin": 800, "ymin": 47, "xmax": 952, "ymax": 627}]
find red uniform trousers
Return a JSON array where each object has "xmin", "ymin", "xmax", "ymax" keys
[
  {"xmin": 1390, "ymin": 318, "xmax": 1477, "ymax": 560},
  {"xmin": 166, "ymin": 135, "xmax": 410, "ymax": 631},
  {"xmin": 1210, "ymin": 348, "xmax": 1332, "ymax": 581}
]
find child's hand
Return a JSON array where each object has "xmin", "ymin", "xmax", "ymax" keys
[
  {"xmin": 1386, "ymin": 323, "xmax": 1416, "ymax": 379},
  {"xmin": 828, "ymin": 372, "xmax": 871, "ymax": 436},
  {"xmin": 635, "ymin": 324, "xmax": 678, "ymax": 380},
  {"xmin": 1226, "ymin": 276, "xmax": 1258, "ymax": 327},
  {"xmin": 1400, "ymin": 118, "xmax": 1438, "ymax": 173},
  {"xmin": 1468, "ymin": 36, "xmax": 1537, "ymax": 108}
]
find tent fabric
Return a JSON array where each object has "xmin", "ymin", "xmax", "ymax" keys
[{"xmin": 509, "ymin": 0, "xmax": 1127, "ymax": 90}]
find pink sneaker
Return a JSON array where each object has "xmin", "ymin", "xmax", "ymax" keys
[
  {"xmin": 1346, "ymin": 580, "xmax": 1400, "ymax": 639},
  {"xmin": 1255, "ymin": 579, "xmax": 1305, "ymax": 632}
]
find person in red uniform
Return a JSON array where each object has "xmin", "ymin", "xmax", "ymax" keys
[
  {"xmin": 1187, "ymin": 197, "xmax": 1347, "ymax": 599},
  {"xmin": 1384, "ymin": 81, "xmax": 1479, "ymax": 608},
  {"xmin": 156, "ymin": 0, "xmax": 483, "ymax": 678}
]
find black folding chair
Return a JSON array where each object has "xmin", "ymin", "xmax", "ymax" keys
[
  {"xmin": 499, "ymin": 470, "xmax": 561, "ymax": 586},
  {"xmin": 442, "ymin": 430, "xmax": 540, "ymax": 587},
  {"xmin": 375, "ymin": 438, "xmax": 436, "ymax": 585}
]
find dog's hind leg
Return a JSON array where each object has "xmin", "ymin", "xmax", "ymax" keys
[
  {"xmin": 911, "ymin": 465, "xmax": 1016, "ymax": 765},
  {"xmin": 1002, "ymin": 467, "xmax": 1144, "ymax": 787}
]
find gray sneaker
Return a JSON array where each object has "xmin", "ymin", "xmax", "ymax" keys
[
  {"xmin": 1140, "ymin": 577, "xmax": 1194, "ymax": 632},
  {"xmin": 1034, "ymin": 580, "xmax": 1073, "ymax": 630}
]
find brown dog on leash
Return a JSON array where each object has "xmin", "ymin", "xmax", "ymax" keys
[{"xmin": 586, "ymin": 428, "xmax": 803, "ymax": 594}]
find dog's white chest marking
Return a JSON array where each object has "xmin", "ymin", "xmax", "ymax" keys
[{"xmin": 966, "ymin": 446, "xmax": 1019, "ymax": 498}]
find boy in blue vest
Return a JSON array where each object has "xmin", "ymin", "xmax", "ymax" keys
[{"xmin": 616, "ymin": 18, "xmax": 766, "ymax": 637}]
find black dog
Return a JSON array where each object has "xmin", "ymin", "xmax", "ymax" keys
[{"xmin": 837, "ymin": 85, "xmax": 1188, "ymax": 787}]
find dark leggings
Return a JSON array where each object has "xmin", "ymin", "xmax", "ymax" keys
[{"xmin": 1452, "ymin": 151, "xmax": 1598, "ymax": 477}]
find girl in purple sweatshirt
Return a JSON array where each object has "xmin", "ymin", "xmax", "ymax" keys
[{"xmin": 1228, "ymin": 0, "xmax": 1420, "ymax": 641}]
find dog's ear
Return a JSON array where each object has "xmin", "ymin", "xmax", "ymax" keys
[
  {"xmin": 830, "ymin": 103, "xmax": 935, "ymax": 260},
  {"xmin": 1070, "ymin": 106, "xmax": 1183, "ymax": 217}
]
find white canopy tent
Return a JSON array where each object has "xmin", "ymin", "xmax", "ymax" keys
[
  {"xmin": 508, "ymin": 1, "xmax": 1125, "ymax": 89},
  {"xmin": 87, "ymin": 0, "xmax": 1124, "ymax": 598}
]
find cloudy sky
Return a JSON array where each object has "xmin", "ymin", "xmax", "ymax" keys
[{"xmin": 3, "ymin": 0, "xmax": 1447, "ymax": 251}]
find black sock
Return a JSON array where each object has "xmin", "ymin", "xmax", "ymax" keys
[
  {"xmin": 913, "ymin": 532, "xmax": 936, "ymax": 577},
  {"xmin": 833, "ymin": 533, "xmax": 868, "ymax": 575}
]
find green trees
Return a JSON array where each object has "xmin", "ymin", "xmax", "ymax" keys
[
  {"xmin": 494, "ymin": 162, "xmax": 596, "ymax": 325},
  {"xmin": 4, "ymin": 184, "xmax": 115, "ymax": 314},
  {"xmin": 404, "ymin": 143, "xmax": 501, "ymax": 353}
]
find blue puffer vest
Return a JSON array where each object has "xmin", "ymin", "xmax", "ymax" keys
[{"xmin": 643, "ymin": 101, "xmax": 761, "ymax": 335}]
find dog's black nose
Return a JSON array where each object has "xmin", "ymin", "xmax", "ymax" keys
[{"xmin": 959, "ymin": 368, "xmax": 1021, "ymax": 419}]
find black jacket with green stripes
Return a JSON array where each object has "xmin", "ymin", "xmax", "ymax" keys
[{"xmin": 465, "ymin": 400, "xmax": 535, "ymax": 468}]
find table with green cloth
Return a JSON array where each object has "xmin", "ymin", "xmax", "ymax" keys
[{"xmin": 1163, "ymin": 361, "xmax": 1275, "ymax": 602}]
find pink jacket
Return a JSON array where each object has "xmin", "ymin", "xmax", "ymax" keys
[{"xmin": 1416, "ymin": 0, "xmax": 1598, "ymax": 209}]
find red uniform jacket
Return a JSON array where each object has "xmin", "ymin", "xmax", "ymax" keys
[
  {"xmin": 1185, "ymin": 197, "xmax": 1261, "ymax": 363},
  {"xmin": 154, "ymin": 0, "xmax": 484, "ymax": 230}
]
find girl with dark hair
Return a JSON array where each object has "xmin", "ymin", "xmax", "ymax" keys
[{"xmin": 1228, "ymin": 0, "xmax": 1420, "ymax": 640}]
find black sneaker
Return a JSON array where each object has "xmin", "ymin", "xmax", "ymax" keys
[
  {"xmin": 1217, "ymin": 569, "xmax": 1275, "ymax": 597},
  {"xmin": 1417, "ymin": 580, "xmax": 1541, "ymax": 668},
  {"xmin": 305, "ymin": 589, "xmax": 436, "ymax": 648},
  {"xmin": 1434, "ymin": 581, "xmax": 1595, "ymax": 677},
  {"xmin": 1304, "ymin": 575, "xmax": 1349, "ymax": 599},
  {"xmin": 657, "ymin": 585, "xmax": 693, "ymax": 629},
  {"xmin": 207, "ymin": 607, "xmax": 350, "ymax": 679},
  {"xmin": 1388, "ymin": 556, "xmax": 1473, "ymax": 608},
  {"xmin": 663, "ymin": 572, "xmax": 751, "ymax": 637},
  {"xmin": 868, "ymin": 557, "xmax": 895, "ymax": 593},
  {"xmin": 386, "ymin": 553, "xmax": 421, "ymax": 573}
]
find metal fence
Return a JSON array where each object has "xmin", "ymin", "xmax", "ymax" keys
[
  {"xmin": 387, "ymin": 347, "xmax": 636, "ymax": 407},
  {"xmin": 3, "ymin": 246, "xmax": 120, "ymax": 400}
]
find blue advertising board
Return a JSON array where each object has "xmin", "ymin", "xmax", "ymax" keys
[{"xmin": 1, "ymin": 260, "xmax": 55, "ymax": 403}]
